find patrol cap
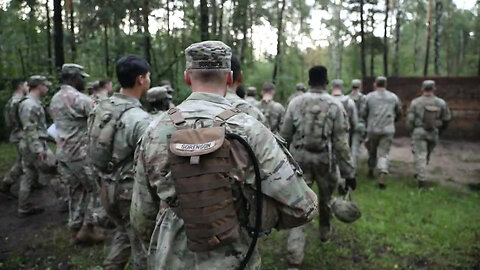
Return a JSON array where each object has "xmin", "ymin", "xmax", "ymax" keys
[
  {"xmin": 146, "ymin": 86, "xmax": 172, "ymax": 103},
  {"xmin": 375, "ymin": 76, "xmax": 387, "ymax": 86},
  {"xmin": 331, "ymin": 79, "xmax": 344, "ymax": 89},
  {"xmin": 296, "ymin": 83, "xmax": 306, "ymax": 91},
  {"xmin": 87, "ymin": 81, "xmax": 100, "ymax": 92},
  {"xmin": 247, "ymin": 86, "xmax": 256, "ymax": 94},
  {"xmin": 28, "ymin": 75, "xmax": 52, "ymax": 88},
  {"xmin": 185, "ymin": 41, "xmax": 232, "ymax": 70},
  {"xmin": 61, "ymin": 63, "xmax": 90, "ymax": 77},
  {"xmin": 422, "ymin": 80, "xmax": 436, "ymax": 91},
  {"xmin": 351, "ymin": 79, "xmax": 362, "ymax": 88}
]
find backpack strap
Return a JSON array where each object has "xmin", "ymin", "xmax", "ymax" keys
[
  {"xmin": 167, "ymin": 107, "xmax": 187, "ymax": 127},
  {"xmin": 214, "ymin": 109, "xmax": 241, "ymax": 126}
]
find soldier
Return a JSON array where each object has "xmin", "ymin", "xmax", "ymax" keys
[
  {"xmin": 89, "ymin": 55, "xmax": 152, "ymax": 269},
  {"xmin": 130, "ymin": 41, "xmax": 317, "ymax": 269},
  {"xmin": 50, "ymin": 63, "xmax": 104, "ymax": 243},
  {"xmin": 225, "ymin": 55, "xmax": 269, "ymax": 126},
  {"xmin": 349, "ymin": 79, "xmax": 367, "ymax": 169},
  {"xmin": 257, "ymin": 82, "xmax": 285, "ymax": 134},
  {"xmin": 99, "ymin": 78, "xmax": 113, "ymax": 94},
  {"xmin": 406, "ymin": 80, "xmax": 451, "ymax": 188},
  {"xmin": 281, "ymin": 66, "xmax": 355, "ymax": 270},
  {"xmin": 1, "ymin": 78, "xmax": 28, "ymax": 196},
  {"xmin": 159, "ymin": 79, "xmax": 175, "ymax": 108},
  {"xmin": 146, "ymin": 86, "xmax": 172, "ymax": 113},
  {"xmin": 331, "ymin": 79, "xmax": 358, "ymax": 141},
  {"xmin": 89, "ymin": 79, "xmax": 112, "ymax": 107},
  {"xmin": 16, "ymin": 76, "xmax": 58, "ymax": 216},
  {"xmin": 286, "ymin": 83, "xmax": 306, "ymax": 107},
  {"xmin": 360, "ymin": 76, "xmax": 402, "ymax": 189},
  {"xmin": 87, "ymin": 81, "xmax": 100, "ymax": 96},
  {"xmin": 245, "ymin": 86, "xmax": 258, "ymax": 105}
]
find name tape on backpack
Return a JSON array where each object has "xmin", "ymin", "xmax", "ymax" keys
[{"xmin": 175, "ymin": 141, "xmax": 216, "ymax": 152}]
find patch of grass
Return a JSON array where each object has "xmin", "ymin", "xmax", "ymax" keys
[{"xmin": 0, "ymin": 143, "xmax": 17, "ymax": 178}]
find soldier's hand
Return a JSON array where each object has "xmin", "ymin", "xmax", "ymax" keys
[{"xmin": 345, "ymin": 177, "xmax": 356, "ymax": 190}]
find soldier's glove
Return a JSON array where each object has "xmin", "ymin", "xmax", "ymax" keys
[{"xmin": 345, "ymin": 177, "xmax": 357, "ymax": 191}]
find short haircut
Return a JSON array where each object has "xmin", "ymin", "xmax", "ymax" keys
[
  {"xmin": 61, "ymin": 72, "xmax": 81, "ymax": 84},
  {"xmin": 262, "ymin": 82, "xmax": 275, "ymax": 92},
  {"xmin": 231, "ymin": 55, "xmax": 241, "ymax": 82},
  {"xmin": 189, "ymin": 69, "xmax": 230, "ymax": 84},
  {"xmin": 98, "ymin": 79, "xmax": 112, "ymax": 88},
  {"xmin": 12, "ymin": 78, "xmax": 26, "ymax": 90},
  {"xmin": 308, "ymin": 66, "xmax": 328, "ymax": 87},
  {"xmin": 375, "ymin": 76, "xmax": 387, "ymax": 87},
  {"xmin": 116, "ymin": 55, "xmax": 151, "ymax": 88}
]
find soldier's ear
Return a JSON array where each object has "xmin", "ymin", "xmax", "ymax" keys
[
  {"xmin": 238, "ymin": 71, "xmax": 243, "ymax": 84},
  {"xmin": 226, "ymin": 71, "xmax": 233, "ymax": 86},
  {"xmin": 184, "ymin": 71, "xmax": 192, "ymax": 86}
]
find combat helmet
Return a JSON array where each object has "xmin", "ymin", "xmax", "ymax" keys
[{"xmin": 331, "ymin": 189, "xmax": 361, "ymax": 223}]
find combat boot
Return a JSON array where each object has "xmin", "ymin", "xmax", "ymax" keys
[
  {"xmin": 75, "ymin": 224, "xmax": 105, "ymax": 244},
  {"xmin": 368, "ymin": 169, "xmax": 374, "ymax": 179},
  {"xmin": 319, "ymin": 224, "xmax": 333, "ymax": 243},
  {"xmin": 378, "ymin": 173, "xmax": 386, "ymax": 189}
]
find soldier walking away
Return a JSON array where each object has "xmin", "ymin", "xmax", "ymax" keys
[
  {"xmin": 1, "ymin": 78, "xmax": 28, "ymax": 197},
  {"xmin": 159, "ymin": 79, "xmax": 176, "ymax": 108},
  {"xmin": 406, "ymin": 80, "xmax": 451, "ymax": 189},
  {"xmin": 245, "ymin": 86, "xmax": 259, "ymax": 106},
  {"xmin": 257, "ymin": 82, "xmax": 285, "ymax": 134},
  {"xmin": 89, "ymin": 55, "xmax": 152, "ymax": 270},
  {"xmin": 360, "ymin": 76, "xmax": 402, "ymax": 189},
  {"xmin": 49, "ymin": 63, "xmax": 104, "ymax": 244},
  {"xmin": 286, "ymin": 83, "xmax": 307, "ymax": 107},
  {"xmin": 281, "ymin": 66, "xmax": 356, "ymax": 270},
  {"xmin": 331, "ymin": 79, "xmax": 358, "ymax": 143},
  {"xmin": 16, "ymin": 76, "xmax": 58, "ymax": 216},
  {"xmin": 225, "ymin": 55, "xmax": 268, "ymax": 126},
  {"xmin": 349, "ymin": 79, "xmax": 367, "ymax": 169},
  {"xmin": 146, "ymin": 86, "xmax": 173, "ymax": 114},
  {"xmin": 130, "ymin": 41, "xmax": 318, "ymax": 270}
]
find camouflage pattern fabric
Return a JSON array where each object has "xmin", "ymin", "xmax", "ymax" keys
[
  {"xmin": 406, "ymin": 95, "xmax": 451, "ymax": 182},
  {"xmin": 130, "ymin": 92, "xmax": 317, "ymax": 270},
  {"xmin": 332, "ymin": 94, "xmax": 358, "ymax": 134},
  {"xmin": 225, "ymin": 88, "xmax": 269, "ymax": 127},
  {"xmin": 349, "ymin": 91, "xmax": 367, "ymax": 168},
  {"xmin": 185, "ymin": 40, "xmax": 232, "ymax": 70},
  {"xmin": 286, "ymin": 91, "xmax": 304, "ymax": 107},
  {"xmin": 245, "ymin": 96, "xmax": 259, "ymax": 106},
  {"xmin": 91, "ymin": 92, "xmax": 108, "ymax": 108},
  {"xmin": 365, "ymin": 133, "xmax": 393, "ymax": 174},
  {"xmin": 256, "ymin": 99, "xmax": 285, "ymax": 134}
]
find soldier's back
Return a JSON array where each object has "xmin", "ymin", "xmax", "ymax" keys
[
  {"xmin": 225, "ymin": 91, "xmax": 269, "ymax": 126},
  {"xmin": 257, "ymin": 99, "xmax": 285, "ymax": 133},
  {"xmin": 5, "ymin": 93, "xmax": 25, "ymax": 143},
  {"xmin": 365, "ymin": 89, "xmax": 401, "ymax": 134}
]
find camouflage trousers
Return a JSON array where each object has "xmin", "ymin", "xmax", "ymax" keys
[
  {"xmin": 365, "ymin": 133, "xmax": 394, "ymax": 174},
  {"xmin": 411, "ymin": 130, "xmax": 438, "ymax": 182},
  {"xmin": 350, "ymin": 132, "xmax": 365, "ymax": 169},
  {"xmin": 1, "ymin": 143, "xmax": 23, "ymax": 191},
  {"xmin": 58, "ymin": 159, "xmax": 96, "ymax": 230},
  {"xmin": 286, "ymin": 161, "xmax": 337, "ymax": 266},
  {"xmin": 101, "ymin": 180, "xmax": 146, "ymax": 270}
]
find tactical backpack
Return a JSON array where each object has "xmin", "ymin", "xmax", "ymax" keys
[
  {"xmin": 303, "ymin": 98, "xmax": 332, "ymax": 152},
  {"xmin": 166, "ymin": 108, "xmax": 263, "ymax": 269},
  {"xmin": 5, "ymin": 96, "xmax": 27, "ymax": 131},
  {"xmin": 423, "ymin": 105, "xmax": 440, "ymax": 131},
  {"xmin": 87, "ymin": 98, "xmax": 135, "ymax": 173}
]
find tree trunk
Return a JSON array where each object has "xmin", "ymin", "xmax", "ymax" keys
[
  {"xmin": 218, "ymin": 0, "xmax": 226, "ymax": 40},
  {"xmin": 383, "ymin": 0, "xmax": 389, "ymax": 76},
  {"xmin": 53, "ymin": 0, "xmax": 64, "ymax": 70},
  {"xmin": 240, "ymin": 0, "xmax": 249, "ymax": 63},
  {"xmin": 369, "ymin": 13, "xmax": 375, "ymax": 76},
  {"xmin": 68, "ymin": 0, "xmax": 76, "ymax": 62},
  {"xmin": 200, "ymin": 0, "xmax": 209, "ymax": 41},
  {"xmin": 17, "ymin": 48, "xmax": 26, "ymax": 77},
  {"xmin": 45, "ymin": 0, "xmax": 52, "ymax": 73},
  {"xmin": 166, "ymin": 0, "xmax": 171, "ymax": 35},
  {"xmin": 104, "ymin": 24, "xmax": 110, "ymax": 77},
  {"xmin": 360, "ymin": 0, "xmax": 366, "ymax": 78},
  {"xmin": 211, "ymin": 0, "xmax": 217, "ymax": 37},
  {"xmin": 392, "ymin": 0, "xmax": 401, "ymax": 76},
  {"xmin": 434, "ymin": 0, "xmax": 442, "ymax": 75},
  {"xmin": 423, "ymin": 0, "xmax": 432, "ymax": 76},
  {"xmin": 143, "ymin": 0, "xmax": 151, "ymax": 63},
  {"xmin": 272, "ymin": 0, "xmax": 286, "ymax": 83}
]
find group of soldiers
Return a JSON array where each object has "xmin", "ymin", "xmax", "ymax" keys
[{"xmin": 0, "ymin": 40, "xmax": 451, "ymax": 270}]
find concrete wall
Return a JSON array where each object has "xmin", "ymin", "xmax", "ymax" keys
[{"xmin": 362, "ymin": 77, "xmax": 480, "ymax": 141}]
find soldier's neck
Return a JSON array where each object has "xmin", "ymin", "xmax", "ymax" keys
[
  {"xmin": 14, "ymin": 89, "xmax": 24, "ymax": 96},
  {"xmin": 331, "ymin": 89, "xmax": 343, "ymax": 96},
  {"xmin": 29, "ymin": 90, "xmax": 41, "ymax": 100},
  {"xmin": 190, "ymin": 82, "xmax": 228, "ymax": 97},
  {"xmin": 262, "ymin": 94, "xmax": 274, "ymax": 101},
  {"xmin": 310, "ymin": 86, "xmax": 326, "ymax": 93},
  {"xmin": 121, "ymin": 88, "xmax": 142, "ymax": 100},
  {"xmin": 423, "ymin": 91, "xmax": 434, "ymax": 97}
]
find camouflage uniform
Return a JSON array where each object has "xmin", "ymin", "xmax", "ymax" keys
[
  {"xmin": 17, "ymin": 91, "xmax": 57, "ymax": 214},
  {"xmin": 360, "ymin": 86, "xmax": 402, "ymax": 175},
  {"xmin": 50, "ymin": 83, "xmax": 95, "ymax": 230},
  {"xmin": 286, "ymin": 83, "xmax": 306, "ymax": 107},
  {"xmin": 245, "ymin": 87, "xmax": 258, "ymax": 106},
  {"xmin": 349, "ymin": 88, "xmax": 367, "ymax": 168},
  {"xmin": 256, "ymin": 99, "xmax": 285, "ymax": 134},
  {"xmin": 225, "ymin": 87, "xmax": 269, "ymax": 127},
  {"xmin": 332, "ymin": 94, "xmax": 358, "ymax": 135},
  {"xmin": 1, "ymin": 92, "xmax": 26, "ymax": 191},
  {"xmin": 146, "ymin": 86, "xmax": 174, "ymax": 114},
  {"xmin": 130, "ymin": 41, "xmax": 317, "ymax": 270},
  {"xmin": 91, "ymin": 92, "xmax": 108, "ymax": 108},
  {"xmin": 281, "ymin": 87, "xmax": 354, "ymax": 267},
  {"xmin": 92, "ymin": 93, "xmax": 152, "ymax": 269},
  {"xmin": 406, "ymin": 81, "xmax": 451, "ymax": 185}
]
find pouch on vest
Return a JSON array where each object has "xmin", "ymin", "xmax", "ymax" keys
[
  {"xmin": 303, "ymin": 99, "xmax": 330, "ymax": 152},
  {"xmin": 167, "ymin": 109, "xmax": 241, "ymax": 252},
  {"xmin": 88, "ymin": 99, "xmax": 135, "ymax": 173},
  {"xmin": 423, "ymin": 105, "xmax": 440, "ymax": 131}
]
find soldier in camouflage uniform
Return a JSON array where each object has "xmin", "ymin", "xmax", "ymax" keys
[
  {"xmin": 245, "ymin": 86, "xmax": 259, "ymax": 106},
  {"xmin": 16, "ymin": 76, "xmax": 57, "ymax": 216},
  {"xmin": 146, "ymin": 86, "xmax": 173, "ymax": 114},
  {"xmin": 257, "ymin": 82, "xmax": 285, "ymax": 134},
  {"xmin": 90, "ymin": 55, "xmax": 152, "ymax": 270},
  {"xmin": 286, "ymin": 83, "xmax": 306, "ymax": 107},
  {"xmin": 1, "ymin": 78, "xmax": 28, "ymax": 196},
  {"xmin": 349, "ymin": 79, "xmax": 366, "ymax": 169},
  {"xmin": 130, "ymin": 41, "xmax": 318, "ymax": 269},
  {"xmin": 331, "ymin": 79, "xmax": 358, "ymax": 139},
  {"xmin": 360, "ymin": 76, "xmax": 402, "ymax": 189},
  {"xmin": 225, "ymin": 55, "xmax": 269, "ymax": 126},
  {"xmin": 159, "ymin": 79, "xmax": 176, "ymax": 108},
  {"xmin": 281, "ymin": 66, "xmax": 356, "ymax": 270},
  {"xmin": 50, "ymin": 64, "xmax": 104, "ymax": 243},
  {"xmin": 406, "ymin": 80, "xmax": 451, "ymax": 188}
]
